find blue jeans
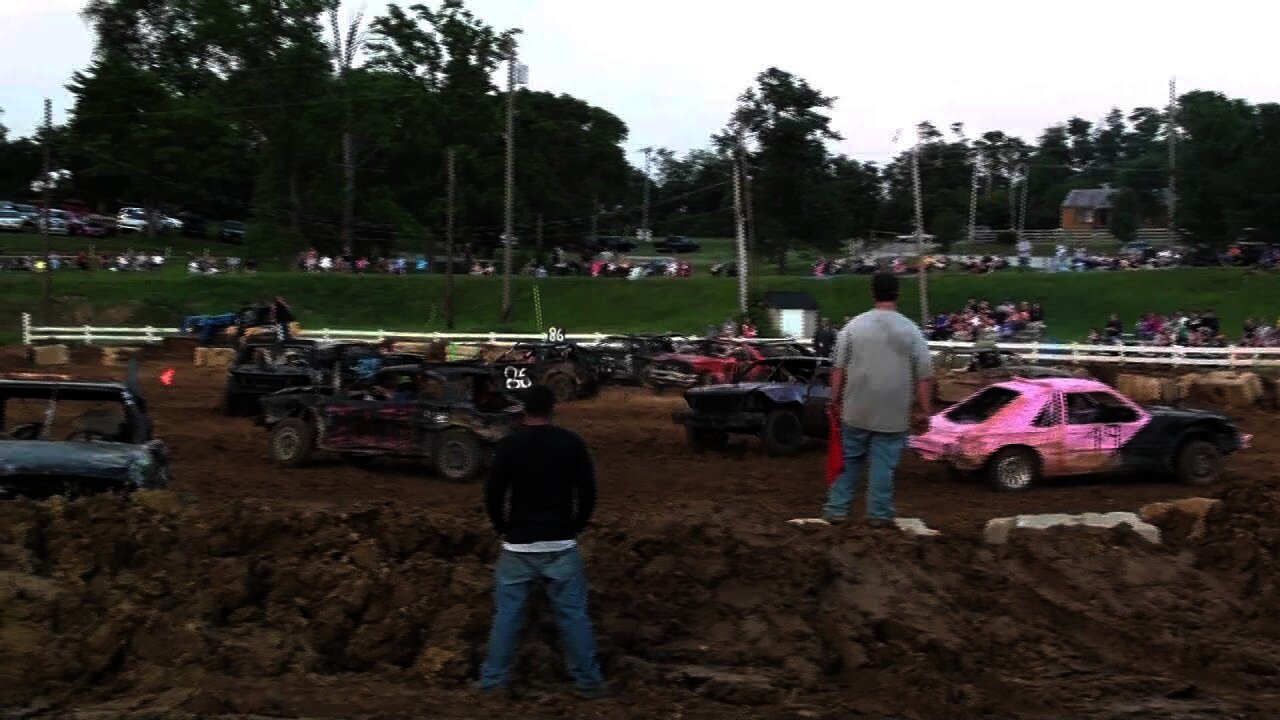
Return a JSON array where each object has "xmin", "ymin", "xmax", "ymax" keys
[
  {"xmin": 479, "ymin": 547, "xmax": 604, "ymax": 690},
  {"xmin": 823, "ymin": 425, "xmax": 907, "ymax": 521}
]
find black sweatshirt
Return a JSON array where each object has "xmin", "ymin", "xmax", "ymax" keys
[{"xmin": 484, "ymin": 424, "xmax": 597, "ymax": 544}]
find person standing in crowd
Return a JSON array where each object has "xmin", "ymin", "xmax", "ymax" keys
[
  {"xmin": 269, "ymin": 296, "xmax": 295, "ymax": 340},
  {"xmin": 1104, "ymin": 313, "xmax": 1123, "ymax": 344},
  {"xmin": 812, "ymin": 318, "xmax": 837, "ymax": 357},
  {"xmin": 740, "ymin": 318, "xmax": 758, "ymax": 338},
  {"xmin": 823, "ymin": 273, "xmax": 934, "ymax": 527},
  {"xmin": 479, "ymin": 385, "xmax": 607, "ymax": 699}
]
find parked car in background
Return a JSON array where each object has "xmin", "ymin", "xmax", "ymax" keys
[
  {"xmin": 221, "ymin": 220, "xmax": 246, "ymax": 244},
  {"xmin": 12, "ymin": 205, "xmax": 38, "ymax": 229},
  {"xmin": 589, "ymin": 235, "xmax": 637, "ymax": 253},
  {"xmin": 180, "ymin": 213, "xmax": 208, "ymax": 238},
  {"xmin": 37, "ymin": 217, "xmax": 70, "ymax": 235},
  {"xmin": 117, "ymin": 208, "xmax": 149, "ymax": 233},
  {"xmin": 0, "ymin": 210, "xmax": 25, "ymax": 232},
  {"xmin": 654, "ymin": 235, "xmax": 701, "ymax": 253}
]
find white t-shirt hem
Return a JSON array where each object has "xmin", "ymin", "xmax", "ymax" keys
[{"xmin": 502, "ymin": 539, "xmax": 577, "ymax": 553}]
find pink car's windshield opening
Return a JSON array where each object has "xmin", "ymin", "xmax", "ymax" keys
[{"xmin": 945, "ymin": 386, "xmax": 1021, "ymax": 424}]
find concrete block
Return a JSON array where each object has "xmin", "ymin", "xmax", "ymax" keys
[
  {"xmin": 101, "ymin": 346, "xmax": 143, "ymax": 367},
  {"xmin": 984, "ymin": 511, "xmax": 1161, "ymax": 544},
  {"xmin": 30, "ymin": 344, "xmax": 70, "ymax": 366},
  {"xmin": 193, "ymin": 347, "xmax": 237, "ymax": 368}
]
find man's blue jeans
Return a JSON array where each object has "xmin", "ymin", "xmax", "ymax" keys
[
  {"xmin": 823, "ymin": 425, "xmax": 907, "ymax": 521},
  {"xmin": 479, "ymin": 547, "xmax": 604, "ymax": 691}
]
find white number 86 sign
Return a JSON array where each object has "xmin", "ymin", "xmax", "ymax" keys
[{"xmin": 504, "ymin": 365, "xmax": 531, "ymax": 390}]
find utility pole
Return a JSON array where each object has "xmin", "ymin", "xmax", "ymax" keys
[
  {"xmin": 500, "ymin": 46, "xmax": 526, "ymax": 323},
  {"xmin": 445, "ymin": 147, "xmax": 456, "ymax": 329},
  {"xmin": 640, "ymin": 147, "xmax": 653, "ymax": 244},
  {"xmin": 1167, "ymin": 76, "xmax": 1178, "ymax": 241},
  {"xmin": 730, "ymin": 132, "xmax": 749, "ymax": 315},
  {"xmin": 40, "ymin": 98, "xmax": 52, "ymax": 325},
  {"xmin": 967, "ymin": 154, "xmax": 980, "ymax": 244},
  {"xmin": 330, "ymin": 8, "xmax": 363, "ymax": 258},
  {"xmin": 743, "ymin": 161, "xmax": 757, "ymax": 286},
  {"xmin": 909, "ymin": 142, "xmax": 928, "ymax": 326},
  {"xmin": 1017, "ymin": 164, "xmax": 1030, "ymax": 241}
]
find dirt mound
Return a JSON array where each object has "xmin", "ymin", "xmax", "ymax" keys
[{"xmin": 3, "ymin": 493, "xmax": 1280, "ymax": 718}]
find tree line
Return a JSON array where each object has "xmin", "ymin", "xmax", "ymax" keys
[{"xmin": 0, "ymin": 0, "xmax": 1276, "ymax": 264}]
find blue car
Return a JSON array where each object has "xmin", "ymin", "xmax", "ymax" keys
[{"xmin": 180, "ymin": 312, "xmax": 241, "ymax": 344}]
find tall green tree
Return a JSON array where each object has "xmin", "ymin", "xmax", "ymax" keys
[{"xmin": 732, "ymin": 68, "xmax": 842, "ymax": 272}]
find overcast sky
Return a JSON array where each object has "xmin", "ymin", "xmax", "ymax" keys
[{"xmin": 3, "ymin": 0, "xmax": 1279, "ymax": 164}]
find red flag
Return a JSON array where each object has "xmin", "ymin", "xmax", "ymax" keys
[
  {"xmin": 825, "ymin": 418, "xmax": 843, "ymax": 488},
  {"xmin": 159, "ymin": 368, "xmax": 176, "ymax": 386}
]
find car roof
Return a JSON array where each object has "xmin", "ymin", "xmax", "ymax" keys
[
  {"xmin": 0, "ymin": 376, "xmax": 133, "ymax": 400},
  {"xmin": 993, "ymin": 377, "xmax": 1114, "ymax": 396}
]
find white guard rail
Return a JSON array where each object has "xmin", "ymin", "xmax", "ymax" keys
[{"xmin": 19, "ymin": 313, "xmax": 1280, "ymax": 368}]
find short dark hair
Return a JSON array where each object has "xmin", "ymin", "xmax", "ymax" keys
[
  {"xmin": 521, "ymin": 384, "xmax": 556, "ymax": 418},
  {"xmin": 871, "ymin": 272, "xmax": 899, "ymax": 302}
]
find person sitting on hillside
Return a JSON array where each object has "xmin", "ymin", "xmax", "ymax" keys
[
  {"xmin": 740, "ymin": 318, "xmax": 758, "ymax": 339},
  {"xmin": 1104, "ymin": 313, "xmax": 1124, "ymax": 344}
]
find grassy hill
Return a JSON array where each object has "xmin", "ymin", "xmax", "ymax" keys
[{"xmin": 2, "ymin": 268, "xmax": 1279, "ymax": 344}]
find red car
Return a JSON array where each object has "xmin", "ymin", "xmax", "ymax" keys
[{"xmin": 642, "ymin": 339, "xmax": 812, "ymax": 392}]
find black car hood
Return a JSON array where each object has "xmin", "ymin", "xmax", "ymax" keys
[
  {"xmin": 1145, "ymin": 405, "xmax": 1230, "ymax": 422},
  {"xmin": 0, "ymin": 440, "xmax": 148, "ymax": 479}
]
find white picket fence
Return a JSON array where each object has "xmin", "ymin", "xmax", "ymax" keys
[{"xmin": 19, "ymin": 313, "xmax": 1280, "ymax": 367}]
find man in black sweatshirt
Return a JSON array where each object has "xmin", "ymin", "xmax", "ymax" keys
[{"xmin": 478, "ymin": 384, "xmax": 606, "ymax": 698}]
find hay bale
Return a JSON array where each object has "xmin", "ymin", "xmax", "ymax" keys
[
  {"xmin": 101, "ymin": 346, "xmax": 143, "ymax": 367},
  {"xmin": 30, "ymin": 344, "xmax": 69, "ymax": 366},
  {"xmin": 1138, "ymin": 497, "xmax": 1220, "ymax": 541},
  {"xmin": 1116, "ymin": 374, "xmax": 1163, "ymax": 403},
  {"xmin": 193, "ymin": 347, "xmax": 237, "ymax": 368},
  {"xmin": 1182, "ymin": 371, "xmax": 1262, "ymax": 408}
]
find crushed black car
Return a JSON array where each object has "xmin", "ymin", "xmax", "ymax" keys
[
  {"xmin": 0, "ymin": 374, "xmax": 170, "ymax": 499},
  {"xmin": 492, "ymin": 341, "xmax": 605, "ymax": 402},
  {"xmin": 257, "ymin": 364, "xmax": 522, "ymax": 481},
  {"xmin": 222, "ymin": 340, "xmax": 427, "ymax": 416},
  {"xmin": 587, "ymin": 334, "xmax": 692, "ymax": 386},
  {"xmin": 672, "ymin": 357, "xmax": 832, "ymax": 456}
]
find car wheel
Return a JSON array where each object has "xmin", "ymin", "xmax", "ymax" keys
[
  {"xmin": 271, "ymin": 418, "xmax": 314, "ymax": 467},
  {"xmin": 545, "ymin": 374, "xmax": 576, "ymax": 403},
  {"xmin": 1175, "ymin": 440, "xmax": 1221, "ymax": 485},
  {"xmin": 987, "ymin": 447, "xmax": 1039, "ymax": 492},
  {"xmin": 436, "ymin": 429, "xmax": 482, "ymax": 481},
  {"xmin": 762, "ymin": 408, "xmax": 805, "ymax": 456},
  {"xmin": 686, "ymin": 426, "xmax": 729, "ymax": 453}
]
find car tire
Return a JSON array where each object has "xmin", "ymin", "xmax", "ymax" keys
[
  {"xmin": 545, "ymin": 373, "xmax": 577, "ymax": 403},
  {"xmin": 435, "ymin": 429, "xmax": 482, "ymax": 481},
  {"xmin": 271, "ymin": 418, "xmax": 314, "ymax": 467},
  {"xmin": 1175, "ymin": 439, "xmax": 1221, "ymax": 485},
  {"xmin": 986, "ymin": 446, "xmax": 1039, "ymax": 492},
  {"xmin": 686, "ymin": 426, "xmax": 729, "ymax": 453},
  {"xmin": 762, "ymin": 408, "xmax": 805, "ymax": 456}
]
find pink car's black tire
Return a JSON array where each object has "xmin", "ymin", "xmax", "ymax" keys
[
  {"xmin": 986, "ymin": 446, "xmax": 1039, "ymax": 492},
  {"xmin": 1175, "ymin": 440, "xmax": 1221, "ymax": 486}
]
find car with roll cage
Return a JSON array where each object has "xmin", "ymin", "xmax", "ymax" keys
[
  {"xmin": 585, "ymin": 333, "xmax": 694, "ymax": 386},
  {"xmin": 672, "ymin": 356, "xmax": 832, "ymax": 456},
  {"xmin": 222, "ymin": 340, "xmax": 428, "ymax": 416},
  {"xmin": 909, "ymin": 377, "xmax": 1250, "ymax": 491},
  {"xmin": 643, "ymin": 338, "xmax": 815, "ymax": 392},
  {"xmin": 257, "ymin": 363, "xmax": 522, "ymax": 480},
  {"xmin": 491, "ymin": 341, "xmax": 606, "ymax": 402}
]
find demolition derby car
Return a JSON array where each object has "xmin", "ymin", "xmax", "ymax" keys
[
  {"xmin": 257, "ymin": 364, "xmax": 521, "ymax": 480},
  {"xmin": 910, "ymin": 377, "xmax": 1250, "ymax": 491},
  {"xmin": 672, "ymin": 357, "xmax": 831, "ymax": 455},
  {"xmin": 932, "ymin": 344, "xmax": 1083, "ymax": 404},
  {"xmin": 644, "ymin": 338, "xmax": 814, "ymax": 392},
  {"xmin": 180, "ymin": 306, "xmax": 301, "ymax": 345},
  {"xmin": 222, "ymin": 340, "xmax": 426, "ymax": 416},
  {"xmin": 0, "ymin": 375, "xmax": 170, "ymax": 499},
  {"xmin": 493, "ymin": 341, "xmax": 604, "ymax": 402}
]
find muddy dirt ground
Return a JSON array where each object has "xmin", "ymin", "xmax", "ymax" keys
[{"xmin": 3, "ymin": 356, "xmax": 1280, "ymax": 719}]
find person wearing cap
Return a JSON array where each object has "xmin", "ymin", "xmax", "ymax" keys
[
  {"xmin": 823, "ymin": 273, "xmax": 934, "ymax": 527},
  {"xmin": 479, "ymin": 384, "xmax": 607, "ymax": 699}
]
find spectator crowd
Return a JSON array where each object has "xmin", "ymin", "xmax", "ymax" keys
[
  {"xmin": 926, "ymin": 298, "xmax": 1046, "ymax": 342},
  {"xmin": 1085, "ymin": 309, "xmax": 1280, "ymax": 347}
]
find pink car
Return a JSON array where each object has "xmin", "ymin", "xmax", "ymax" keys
[{"xmin": 910, "ymin": 377, "xmax": 1250, "ymax": 491}]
